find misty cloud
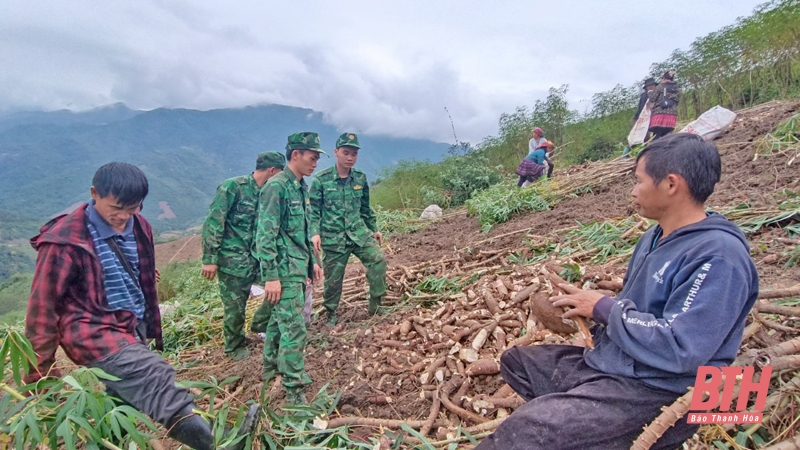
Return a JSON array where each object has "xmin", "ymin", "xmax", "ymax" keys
[{"xmin": 0, "ymin": 0, "xmax": 760, "ymax": 143}]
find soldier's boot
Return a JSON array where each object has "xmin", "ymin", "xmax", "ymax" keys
[
  {"xmin": 325, "ymin": 311, "xmax": 338, "ymax": 327},
  {"xmin": 367, "ymin": 298, "xmax": 385, "ymax": 316},
  {"xmin": 229, "ymin": 346, "xmax": 250, "ymax": 361},
  {"xmin": 166, "ymin": 409, "xmax": 215, "ymax": 450},
  {"xmin": 167, "ymin": 405, "xmax": 261, "ymax": 450},
  {"xmin": 226, "ymin": 404, "xmax": 261, "ymax": 450},
  {"xmin": 285, "ymin": 388, "xmax": 308, "ymax": 406}
]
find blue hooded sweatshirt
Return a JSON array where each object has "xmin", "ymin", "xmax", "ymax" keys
[{"xmin": 588, "ymin": 213, "xmax": 758, "ymax": 393}]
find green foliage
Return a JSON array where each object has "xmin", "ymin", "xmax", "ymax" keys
[
  {"xmin": 374, "ymin": 206, "xmax": 431, "ymax": 236},
  {"xmin": 0, "ymin": 105, "xmax": 449, "ymax": 233},
  {"xmin": 524, "ymin": 217, "xmax": 646, "ymax": 266},
  {"xmin": 756, "ymin": 112, "xmax": 800, "ymax": 162},
  {"xmin": 0, "ymin": 209, "xmax": 40, "ymax": 242},
  {"xmin": 156, "ymin": 261, "xmax": 223, "ymax": 355},
  {"xmin": 465, "ymin": 179, "xmax": 551, "ymax": 232},
  {"xmin": 650, "ymin": 0, "xmax": 800, "ymax": 117},
  {"xmin": 0, "ymin": 245, "xmax": 34, "ymax": 282},
  {"xmin": 439, "ymin": 154, "xmax": 503, "ymax": 206},
  {"xmin": 371, "ymin": 2, "xmax": 800, "ymax": 213},
  {"xmin": 0, "ymin": 329, "xmax": 159, "ymax": 449},
  {"xmin": 415, "ymin": 275, "xmax": 463, "ymax": 295},
  {"xmin": 0, "ymin": 273, "xmax": 33, "ymax": 318},
  {"xmin": 372, "ymin": 153, "xmax": 501, "ymax": 210}
]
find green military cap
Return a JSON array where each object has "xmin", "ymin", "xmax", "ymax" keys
[
  {"xmin": 285, "ymin": 132, "xmax": 328, "ymax": 154},
  {"xmin": 255, "ymin": 151, "xmax": 286, "ymax": 170},
  {"xmin": 335, "ymin": 132, "xmax": 360, "ymax": 149}
]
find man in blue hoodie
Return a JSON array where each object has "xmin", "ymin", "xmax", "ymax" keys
[{"xmin": 475, "ymin": 133, "xmax": 759, "ymax": 450}]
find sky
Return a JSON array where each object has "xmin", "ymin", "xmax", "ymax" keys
[{"xmin": 0, "ymin": 1, "xmax": 761, "ymax": 143}]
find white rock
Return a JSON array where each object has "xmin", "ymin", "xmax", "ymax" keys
[{"xmin": 419, "ymin": 204, "xmax": 443, "ymax": 219}]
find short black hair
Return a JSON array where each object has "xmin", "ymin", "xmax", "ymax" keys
[
  {"xmin": 636, "ymin": 133, "xmax": 721, "ymax": 204},
  {"xmin": 285, "ymin": 148, "xmax": 308, "ymax": 162},
  {"xmin": 92, "ymin": 162, "xmax": 149, "ymax": 207}
]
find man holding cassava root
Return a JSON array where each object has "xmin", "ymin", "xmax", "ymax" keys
[{"xmin": 475, "ymin": 133, "xmax": 759, "ymax": 450}]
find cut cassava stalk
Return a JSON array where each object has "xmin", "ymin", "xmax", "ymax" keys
[
  {"xmin": 753, "ymin": 312, "xmax": 797, "ymax": 333},
  {"xmin": 739, "ymin": 336, "xmax": 800, "ymax": 367},
  {"xmin": 762, "ymin": 354, "xmax": 800, "ymax": 372},
  {"xmin": 760, "ymin": 434, "xmax": 800, "ymax": 450},
  {"xmin": 630, "ymin": 387, "xmax": 695, "ymax": 450},
  {"xmin": 759, "ymin": 283, "xmax": 800, "ymax": 300},
  {"xmin": 324, "ymin": 416, "xmax": 433, "ymax": 429},
  {"xmin": 757, "ymin": 301, "xmax": 800, "ymax": 317}
]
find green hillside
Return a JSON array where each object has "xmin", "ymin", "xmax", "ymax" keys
[{"xmin": 0, "ymin": 104, "xmax": 450, "ymax": 232}]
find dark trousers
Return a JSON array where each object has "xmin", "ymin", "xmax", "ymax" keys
[
  {"xmin": 545, "ymin": 157, "xmax": 554, "ymax": 178},
  {"xmin": 517, "ymin": 175, "xmax": 541, "ymax": 187},
  {"xmin": 649, "ymin": 126, "xmax": 674, "ymax": 140},
  {"xmin": 89, "ymin": 339, "xmax": 195, "ymax": 426},
  {"xmin": 474, "ymin": 345, "xmax": 698, "ymax": 450}
]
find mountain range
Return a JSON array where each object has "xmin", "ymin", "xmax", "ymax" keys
[{"xmin": 0, "ymin": 103, "xmax": 450, "ymax": 234}]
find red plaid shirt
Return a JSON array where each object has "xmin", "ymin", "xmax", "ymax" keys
[{"xmin": 24, "ymin": 204, "xmax": 163, "ymax": 384}]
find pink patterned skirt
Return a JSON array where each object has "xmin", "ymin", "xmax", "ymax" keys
[
  {"xmin": 516, "ymin": 159, "xmax": 546, "ymax": 177},
  {"xmin": 649, "ymin": 114, "xmax": 677, "ymax": 129}
]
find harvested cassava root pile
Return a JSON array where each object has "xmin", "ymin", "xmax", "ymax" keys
[
  {"xmin": 314, "ymin": 255, "xmax": 626, "ymax": 440},
  {"xmin": 317, "ymin": 247, "xmax": 800, "ymax": 449}
]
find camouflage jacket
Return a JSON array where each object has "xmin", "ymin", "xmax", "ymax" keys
[
  {"xmin": 201, "ymin": 174, "xmax": 260, "ymax": 278},
  {"xmin": 308, "ymin": 166, "xmax": 378, "ymax": 249},
  {"xmin": 255, "ymin": 168, "xmax": 316, "ymax": 284}
]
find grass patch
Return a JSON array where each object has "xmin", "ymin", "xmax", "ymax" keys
[{"xmin": 465, "ymin": 179, "xmax": 551, "ymax": 232}]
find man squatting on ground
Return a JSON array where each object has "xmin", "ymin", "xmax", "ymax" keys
[
  {"xmin": 24, "ymin": 163, "xmax": 258, "ymax": 450},
  {"xmin": 256, "ymin": 132, "xmax": 324, "ymax": 405},
  {"xmin": 309, "ymin": 132, "xmax": 387, "ymax": 326},
  {"xmin": 201, "ymin": 151, "xmax": 285, "ymax": 360},
  {"xmin": 475, "ymin": 133, "xmax": 759, "ymax": 450}
]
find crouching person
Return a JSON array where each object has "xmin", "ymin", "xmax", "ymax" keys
[
  {"xmin": 24, "ymin": 163, "xmax": 258, "ymax": 450},
  {"xmin": 475, "ymin": 134, "xmax": 759, "ymax": 450}
]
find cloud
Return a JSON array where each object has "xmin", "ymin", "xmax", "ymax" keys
[{"xmin": 0, "ymin": 0, "xmax": 761, "ymax": 143}]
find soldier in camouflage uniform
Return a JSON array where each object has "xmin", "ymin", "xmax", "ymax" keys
[
  {"xmin": 255, "ymin": 132, "xmax": 325, "ymax": 406},
  {"xmin": 201, "ymin": 151, "xmax": 285, "ymax": 360},
  {"xmin": 309, "ymin": 133, "xmax": 387, "ymax": 327}
]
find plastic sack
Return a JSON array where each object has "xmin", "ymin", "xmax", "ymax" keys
[
  {"xmin": 627, "ymin": 104, "xmax": 651, "ymax": 146},
  {"xmin": 679, "ymin": 106, "xmax": 737, "ymax": 141}
]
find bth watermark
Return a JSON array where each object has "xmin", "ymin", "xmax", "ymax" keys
[{"xmin": 687, "ymin": 365, "xmax": 772, "ymax": 424}]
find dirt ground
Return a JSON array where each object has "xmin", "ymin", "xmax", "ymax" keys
[{"xmin": 153, "ymin": 101, "xmax": 800, "ymax": 448}]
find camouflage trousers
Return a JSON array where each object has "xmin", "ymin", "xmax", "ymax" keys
[
  {"xmin": 322, "ymin": 237, "xmax": 387, "ymax": 314},
  {"xmin": 262, "ymin": 282, "xmax": 312, "ymax": 392},
  {"xmin": 217, "ymin": 271, "xmax": 272, "ymax": 354}
]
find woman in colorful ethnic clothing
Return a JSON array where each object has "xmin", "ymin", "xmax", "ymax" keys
[
  {"xmin": 516, "ymin": 140, "xmax": 554, "ymax": 187},
  {"xmin": 647, "ymin": 70, "xmax": 681, "ymax": 140}
]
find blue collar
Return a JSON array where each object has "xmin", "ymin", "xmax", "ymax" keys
[{"xmin": 86, "ymin": 201, "xmax": 134, "ymax": 240}]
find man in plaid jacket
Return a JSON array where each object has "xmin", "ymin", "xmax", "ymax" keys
[{"xmin": 24, "ymin": 163, "xmax": 257, "ymax": 450}]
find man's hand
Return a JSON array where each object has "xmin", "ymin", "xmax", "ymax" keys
[
  {"xmin": 311, "ymin": 235, "xmax": 322, "ymax": 254},
  {"xmin": 264, "ymin": 280, "xmax": 282, "ymax": 304},
  {"xmin": 313, "ymin": 264, "xmax": 324, "ymax": 285},
  {"xmin": 549, "ymin": 283, "xmax": 604, "ymax": 320},
  {"xmin": 155, "ymin": 268, "xmax": 161, "ymax": 283},
  {"xmin": 201, "ymin": 264, "xmax": 218, "ymax": 280},
  {"xmin": 373, "ymin": 231, "xmax": 383, "ymax": 246}
]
